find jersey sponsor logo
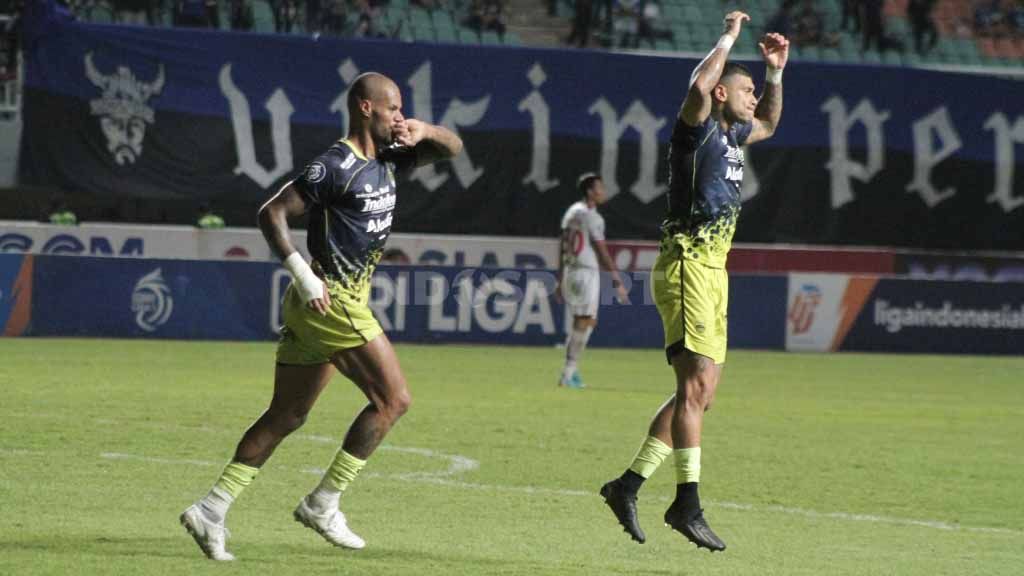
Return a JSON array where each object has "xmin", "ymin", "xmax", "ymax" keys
[
  {"xmin": 306, "ymin": 162, "xmax": 327, "ymax": 183},
  {"xmin": 367, "ymin": 213, "xmax": 394, "ymax": 233},
  {"xmin": 340, "ymin": 153, "xmax": 357, "ymax": 170},
  {"xmin": 131, "ymin": 268, "xmax": 174, "ymax": 332},
  {"xmin": 362, "ymin": 193, "xmax": 396, "ymax": 213},
  {"xmin": 83, "ymin": 52, "xmax": 165, "ymax": 166},
  {"xmin": 725, "ymin": 166, "xmax": 744, "ymax": 182},
  {"xmin": 355, "ymin": 185, "xmax": 392, "ymax": 199},
  {"xmin": 724, "ymin": 146, "xmax": 744, "ymax": 163}
]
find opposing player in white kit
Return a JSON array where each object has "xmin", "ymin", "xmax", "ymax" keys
[{"xmin": 557, "ymin": 173, "xmax": 629, "ymax": 388}]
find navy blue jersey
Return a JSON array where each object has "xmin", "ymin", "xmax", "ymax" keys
[
  {"xmin": 662, "ymin": 116, "xmax": 752, "ymax": 268},
  {"xmin": 292, "ymin": 139, "xmax": 416, "ymax": 288}
]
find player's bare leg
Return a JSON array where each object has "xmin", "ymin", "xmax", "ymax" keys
[
  {"xmin": 181, "ymin": 363, "xmax": 334, "ymax": 560},
  {"xmin": 560, "ymin": 316, "xmax": 596, "ymax": 388},
  {"xmin": 663, "ymin": 350, "xmax": 726, "ymax": 551},
  {"xmin": 234, "ymin": 363, "xmax": 336, "ymax": 465},
  {"xmin": 296, "ymin": 333, "xmax": 411, "ymax": 549},
  {"xmin": 600, "ymin": 394, "xmax": 675, "ymax": 543}
]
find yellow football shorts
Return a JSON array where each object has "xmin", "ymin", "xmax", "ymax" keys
[
  {"xmin": 651, "ymin": 243, "xmax": 729, "ymax": 365},
  {"xmin": 276, "ymin": 277, "xmax": 383, "ymax": 365}
]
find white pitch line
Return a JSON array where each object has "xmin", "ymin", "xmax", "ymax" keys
[
  {"xmin": 0, "ymin": 447, "xmax": 45, "ymax": 456},
  {"xmin": 95, "ymin": 447, "xmax": 1021, "ymax": 538},
  {"xmin": 710, "ymin": 501, "xmax": 1022, "ymax": 535},
  {"xmin": 297, "ymin": 434, "xmax": 479, "ymax": 479},
  {"xmin": 12, "ymin": 428, "xmax": 1022, "ymax": 539},
  {"xmin": 100, "ymin": 452, "xmax": 221, "ymax": 468}
]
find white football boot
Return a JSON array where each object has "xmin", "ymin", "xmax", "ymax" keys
[
  {"xmin": 180, "ymin": 504, "xmax": 235, "ymax": 561},
  {"xmin": 293, "ymin": 497, "xmax": 366, "ymax": 549}
]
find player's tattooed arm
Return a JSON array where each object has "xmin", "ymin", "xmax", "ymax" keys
[
  {"xmin": 748, "ymin": 33, "xmax": 789, "ymax": 144},
  {"xmin": 395, "ymin": 119, "xmax": 464, "ymax": 167},
  {"xmin": 680, "ymin": 11, "xmax": 749, "ymax": 126},
  {"xmin": 259, "ymin": 183, "xmax": 331, "ymax": 314},
  {"xmin": 258, "ymin": 182, "xmax": 309, "ymax": 261}
]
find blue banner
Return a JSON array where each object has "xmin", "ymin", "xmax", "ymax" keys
[
  {"xmin": 24, "ymin": 255, "xmax": 788, "ymax": 351},
  {"xmin": 31, "ymin": 256, "xmax": 278, "ymax": 339},
  {"xmin": 21, "ymin": 4, "xmax": 1021, "ymax": 157},
  {"xmin": 841, "ymin": 278, "xmax": 1024, "ymax": 355},
  {"xmin": 19, "ymin": 1, "xmax": 1024, "ymax": 250}
]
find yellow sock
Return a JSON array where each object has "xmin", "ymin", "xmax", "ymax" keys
[
  {"xmin": 673, "ymin": 447, "xmax": 701, "ymax": 484},
  {"xmin": 323, "ymin": 449, "xmax": 367, "ymax": 492},
  {"xmin": 628, "ymin": 436, "xmax": 673, "ymax": 479},
  {"xmin": 213, "ymin": 461, "xmax": 260, "ymax": 499}
]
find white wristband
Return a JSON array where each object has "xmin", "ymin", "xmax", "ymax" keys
[
  {"xmin": 766, "ymin": 66, "xmax": 783, "ymax": 85},
  {"xmin": 716, "ymin": 35, "xmax": 735, "ymax": 51},
  {"xmin": 283, "ymin": 252, "xmax": 324, "ymax": 303}
]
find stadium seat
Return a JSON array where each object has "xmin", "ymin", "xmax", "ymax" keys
[
  {"xmin": 411, "ymin": 24, "xmax": 435, "ymax": 42},
  {"xmin": 431, "ymin": 10, "xmax": 455, "ymax": 32},
  {"xmin": 838, "ymin": 36, "xmax": 863, "ymax": 58},
  {"xmin": 409, "ymin": 7, "xmax": 431, "ymax": 28},
  {"xmin": 456, "ymin": 27, "xmax": 479, "ymax": 44},
  {"xmin": 481, "ymin": 30, "xmax": 501, "ymax": 45},
  {"xmin": 862, "ymin": 50, "xmax": 882, "ymax": 64},
  {"xmin": 881, "ymin": 51, "xmax": 902, "ymax": 66},
  {"xmin": 994, "ymin": 37, "xmax": 1016, "ymax": 59},
  {"xmin": 504, "ymin": 32, "xmax": 522, "ymax": 45},
  {"xmin": 821, "ymin": 48, "xmax": 841, "ymax": 62},
  {"xmin": 885, "ymin": 16, "xmax": 910, "ymax": 40},
  {"xmin": 435, "ymin": 25, "xmax": 457, "ymax": 43},
  {"xmin": 252, "ymin": 0, "xmax": 274, "ymax": 34},
  {"xmin": 683, "ymin": 5, "xmax": 702, "ymax": 24},
  {"xmin": 977, "ymin": 37, "xmax": 998, "ymax": 58}
]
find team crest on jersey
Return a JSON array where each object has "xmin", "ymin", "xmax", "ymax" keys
[
  {"xmin": 83, "ymin": 52, "xmax": 165, "ymax": 166},
  {"xmin": 306, "ymin": 162, "xmax": 327, "ymax": 183}
]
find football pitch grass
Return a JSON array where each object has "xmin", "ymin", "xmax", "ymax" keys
[{"xmin": 2, "ymin": 338, "xmax": 1022, "ymax": 575}]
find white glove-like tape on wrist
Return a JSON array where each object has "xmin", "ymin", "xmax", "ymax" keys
[{"xmin": 283, "ymin": 252, "xmax": 325, "ymax": 304}]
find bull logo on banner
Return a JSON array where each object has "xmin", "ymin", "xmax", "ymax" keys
[{"xmin": 84, "ymin": 52, "xmax": 165, "ymax": 166}]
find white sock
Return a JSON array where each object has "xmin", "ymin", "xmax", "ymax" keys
[
  {"xmin": 307, "ymin": 480, "xmax": 341, "ymax": 514},
  {"xmin": 562, "ymin": 327, "xmax": 593, "ymax": 379},
  {"xmin": 198, "ymin": 486, "xmax": 233, "ymax": 524}
]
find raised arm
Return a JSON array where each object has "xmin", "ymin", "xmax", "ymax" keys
[
  {"xmin": 679, "ymin": 11, "xmax": 750, "ymax": 127},
  {"xmin": 395, "ymin": 119, "xmax": 464, "ymax": 167},
  {"xmin": 258, "ymin": 183, "xmax": 330, "ymax": 315},
  {"xmin": 746, "ymin": 32, "xmax": 789, "ymax": 145}
]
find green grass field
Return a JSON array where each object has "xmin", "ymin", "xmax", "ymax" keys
[{"xmin": 1, "ymin": 338, "xmax": 1022, "ymax": 575}]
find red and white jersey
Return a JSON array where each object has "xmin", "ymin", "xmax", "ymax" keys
[{"xmin": 560, "ymin": 201, "xmax": 605, "ymax": 270}]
